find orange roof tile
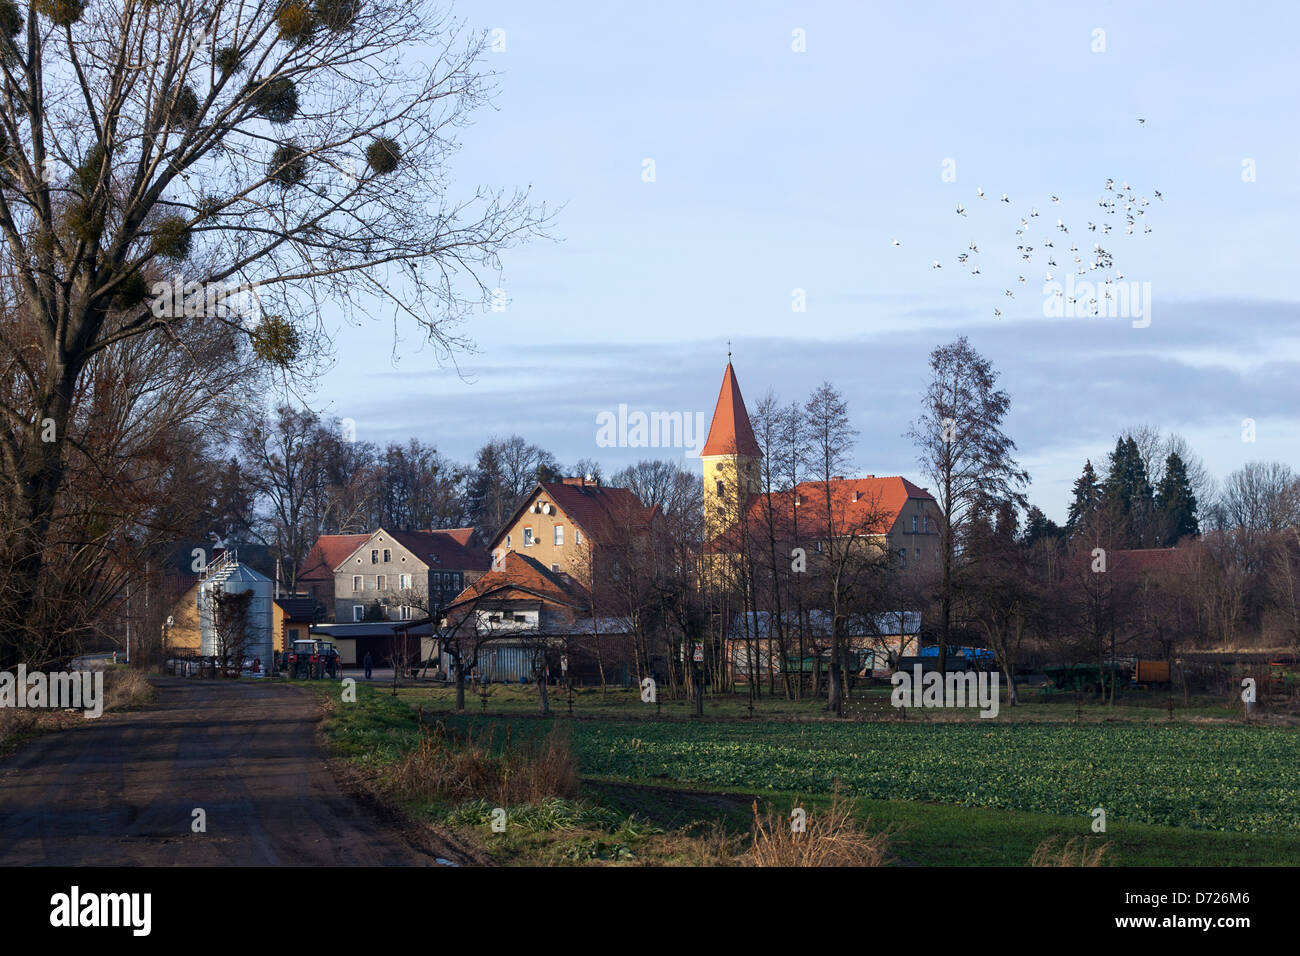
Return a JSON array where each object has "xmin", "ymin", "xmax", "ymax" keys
[
  {"xmin": 300, "ymin": 534, "xmax": 370, "ymax": 582},
  {"xmin": 701, "ymin": 363, "xmax": 762, "ymax": 458}
]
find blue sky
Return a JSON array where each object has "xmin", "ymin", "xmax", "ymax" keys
[{"xmin": 304, "ymin": 1, "xmax": 1300, "ymax": 523}]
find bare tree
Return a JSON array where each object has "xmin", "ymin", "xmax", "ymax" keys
[
  {"xmin": 0, "ymin": 0, "xmax": 549, "ymax": 664},
  {"xmin": 907, "ymin": 338, "xmax": 1028, "ymax": 672}
]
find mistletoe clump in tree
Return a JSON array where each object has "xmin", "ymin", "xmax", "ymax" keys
[{"xmin": 0, "ymin": 0, "xmax": 550, "ymax": 666}]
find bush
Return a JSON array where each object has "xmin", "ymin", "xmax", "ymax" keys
[
  {"xmin": 215, "ymin": 46, "xmax": 243, "ymax": 77},
  {"xmin": 64, "ymin": 200, "xmax": 103, "ymax": 244},
  {"xmin": 365, "ymin": 136, "xmax": 400, "ymax": 175},
  {"xmin": 109, "ymin": 272, "xmax": 150, "ymax": 311},
  {"xmin": 748, "ymin": 790, "xmax": 893, "ymax": 867},
  {"xmin": 170, "ymin": 85, "xmax": 200, "ymax": 126},
  {"xmin": 389, "ymin": 720, "xmax": 579, "ymax": 807},
  {"xmin": 33, "ymin": 0, "xmax": 83, "ymax": 27},
  {"xmin": 0, "ymin": 1, "xmax": 23, "ymax": 40},
  {"xmin": 276, "ymin": 2, "xmax": 316, "ymax": 44},
  {"xmin": 150, "ymin": 215, "xmax": 192, "ymax": 260},
  {"xmin": 269, "ymin": 143, "xmax": 306, "ymax": 186},
  {"xmin": 249, "ymin": 314, "xmax": 301, "ymax": 366},
  {"xmin": 314, "ymin": 0, "xmax": 360, "ymax": 32},
  {"xmin": 250, "ymin": 77, "xmax": 298, "ymax": 124}
]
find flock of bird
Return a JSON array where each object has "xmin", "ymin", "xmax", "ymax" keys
[{"xmin": 892, "ymin": 123, "xmax": 1161, "ymax": 319}]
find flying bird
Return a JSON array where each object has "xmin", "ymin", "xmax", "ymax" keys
[
  {"xmin": 957, "ymin": 204, "xmax": 966, "ymax": 216},
  {"xmin": 892, "ymin": 238, "xmax": 901, "ymax": 246},
  {"xmin": 1001, "ymin": 193, "xmax": 1010, "ymax": 203},
  {"xmin": 933, "ymin": 260, "xmax": 942, "ymax": 268}
]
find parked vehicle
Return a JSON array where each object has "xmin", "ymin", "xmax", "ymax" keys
[
  {"xmin": 1044, "ymin": 657, "xmax": 1170, "ymax": 695},
  {"xmin": 286, "ymin": 639, "xmax": 341, "ymax": 679}
]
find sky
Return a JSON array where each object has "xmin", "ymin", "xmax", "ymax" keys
[{"xmin": 299, "ymin": 0, "xmax": 1300, "ymax": 524}]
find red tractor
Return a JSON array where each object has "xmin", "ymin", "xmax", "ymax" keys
[{"xmin": 286, "ymin": 639, "xmax": 341, "ymax": 679}]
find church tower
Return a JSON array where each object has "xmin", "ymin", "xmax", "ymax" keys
[{"xmin": 701, "ymin": 362, "xmax": 762, "ymax": 538}]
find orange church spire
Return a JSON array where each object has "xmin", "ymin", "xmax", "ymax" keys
[{"xmin": 701, "ymin": 362, "xmax": 762, "ymax": 458}]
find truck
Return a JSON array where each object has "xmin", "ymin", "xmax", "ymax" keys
[{"xmin": 1044, "ymin": 657, "xmax": 1170, "ymax": 695}]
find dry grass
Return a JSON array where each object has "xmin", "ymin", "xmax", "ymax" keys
[
  {"xmin": 389, "ymin": 720, "xmax": 579, "ymax": 807},
  {"xmin": 748, "ymin": 789, "xmax": 893, "ymax": 867},
  {"xmin": 0, "ymin": 707, "xmax": 36, "ymax": 750},
  {"xmin": 1029, "ymin": 836, "xmax": 1113, "ymax": 866},
  {"xmin": 104, "ymin": 668, "xmax": 153, "ymax": 710}
]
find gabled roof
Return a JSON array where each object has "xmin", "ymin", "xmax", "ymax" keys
[
  {"xmin": 333, "ymin": 528, "xmax": 489, "ymax": 574},
  {"xmin": 488, "ymin": 480, "xmax": 653, "ymax": 550},
  {"xmin": 446, "ymin": 551, "xmax": 588, "ymax": 611},
  {"xmin": 701, "ymin": 362, "xmax": 762, "ymax": 458},
  {"xmin": 300, "ymin": 534, "xmax": 371, "ymax": 583},
  {"xmin": 719, "ymin": 476, "xmax": 936, "ymax": 547},
  {"xmin": 274, "ymin": 597, "xmax": 320, "ymax": 621}
]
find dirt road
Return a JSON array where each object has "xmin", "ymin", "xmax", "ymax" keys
[{"xmin": 0, "ymin": 676, "xmax": 472, "ymax": 866}]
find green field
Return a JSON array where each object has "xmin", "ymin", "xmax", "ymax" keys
[
  {"xmin": 565, "ymin": 720, "xmax": 1300, "ymax": 833},
  {"xmin": 314, "ymin": 684, "xmax": 1300, "ymax": 864}
]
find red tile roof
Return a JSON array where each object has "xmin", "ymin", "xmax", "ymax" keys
[
  {"xmin": 303, "ymin": 529, "xmax": 489, "ymax": 580},
  {"xmin": 299, "ymin": 534, "xmax": 370, "ymax": 583},
  {"xmin": 447, "ymin": 550, "xmax": 587, "ymax": 610},
  {"xmin": 489, "ymin": 481, "xmax": 653, "ymax": 550},
  {"xmin": 712, "ymin": 476, "xmax": 936, "ymax": 549},
  {"xmin": 382, "ymin": 529, "xmax": 490, "ymax": 572},
  {"xmin": 701, "ymin": 363, "xmax": 761, "ymax": 458}
]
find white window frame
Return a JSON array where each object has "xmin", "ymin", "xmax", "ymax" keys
[
  {"xmin": 383, "ymin": 548, "xmax": 391, "ymax": 562},
  {"xmin": 352, "ymin": 605, "xmax": 364, "ymax": 622},
  {"xmin": 352, "ymin": 575, "xmax": 362, "ymax": 593},
  {"xmin": 523, "ymin": 527, "xmax": 534, "ymax": 547},
  {"xmin": 377, "ymin": 574, "xmax": 387, "ymax": 591},
  {"xmin": 399, "ymin": 573, "xmax": 411, "ymax": 590},
  {"xmin": 371, "ymin": 549, "xmax": 379, "ymax": 564},
  {"xmin": 554, "ymin": 525, "xmax": 564, "ymax": 546}
]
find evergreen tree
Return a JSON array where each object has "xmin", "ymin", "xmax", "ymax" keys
[
  {"xmin": 1102, "ymin": 437, "xmax": 1156, "ymax": 546},
  {"xmin": 1023, "ymin": 505, "xmax": 1063, "ymax": 544},
  {"xmin": 1155, "ymin": 451, "xmax": 1199, "ymax": 545},
  {"xmin": 1065, "ymin": 459, "xmax": 1102, "ymax": 531},
  {"xmin": 465, "ymin": 443, "xmax": 507, "ymax": 535}
]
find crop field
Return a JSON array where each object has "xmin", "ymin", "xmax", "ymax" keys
[{"xmin": 564, "ymin": 720, "xmax": 1300, "ymax": 833}]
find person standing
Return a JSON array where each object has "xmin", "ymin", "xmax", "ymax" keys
[{"xmin": 363, "ymin": 650, "xmax": 373, "ymax": 680}]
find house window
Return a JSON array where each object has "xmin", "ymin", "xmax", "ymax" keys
[
  {"xmin": 898, "ymin": 549, "xmax": 907, "ymax": 568},
  {"xmin": 377, "ymin": 574, "xmax": 387, "ymax": 590},
  {"xmin": 288, "ymin": 627, "xmax": 300, "ymax": 642},
  {"xmin": 814, "ymin": 540, "xmax": 823, "ymax": 553},
  {"xmin": 552, "ymin": 564, "xmax": 561, "ymax": 572},
  {"xmin": 575, "ymin": 529, "xmax": 582, "ymax": 546},
  {"xmin": 383, "ymin": 549, "xmax": 391, "ymax": 562},
  {"xmin": 399, "ymin": 605, "xmax": 412, "ymax": 621},
  {"xmin": 352, "ymin": 605, "xmax": 364, "ymax": 622},
  {"xmin": 554, "ymin": 525, "xmax": 564, "ymax": 546},
  {"xmin": 915, "ymin": 548, "xmax": 921, "ymax": 562},
  {"xmin": 454, "ymin": 573, "xmax": 462, "ymax": 588},
  {"xmin": 715, "ymin": 480, "xmax": 724, "ymax": 496},
  {"xmin": 400, "ymin": 573, "xmax": 411, "ymax": 589},
  {"xmin": 506, "ymin": 533, "xmax": 512, "ymax": 548},
  {"xmin": 434, "ymin": 572, "xmax": 442, "ymax": 584},
  {"xmin": 912, "ymin": 515, "xmax": 918, "ymax": 532},
  {"xmin": 923, "ymin": 515, "xmax": 929, "ymax": 532},
  {"xmin": 371, "ymin": 549, "xmax": 379, "ymax": 564},
  {"xmin": 352, "ymin": 575, "xmax": 362, "ymax": 593},
  {"xmin": 523, "ymin": 527, "xmax": 534, "ymax": 547}
]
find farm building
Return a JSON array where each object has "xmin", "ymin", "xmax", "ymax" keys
[
  {"xmin": 436, "ymin": 551, "xmax": 637, "ymax": 685},
  {"xmin": 198, "ymin": 554, "xmax": 274, "ymax": 667},
  {"xmin": 307, "ymin": 621, "xmax": 437, "ymax": 669},
  {"xmin": 727, "ymin": 610, "xmax": 923, "ymax": 682}
]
